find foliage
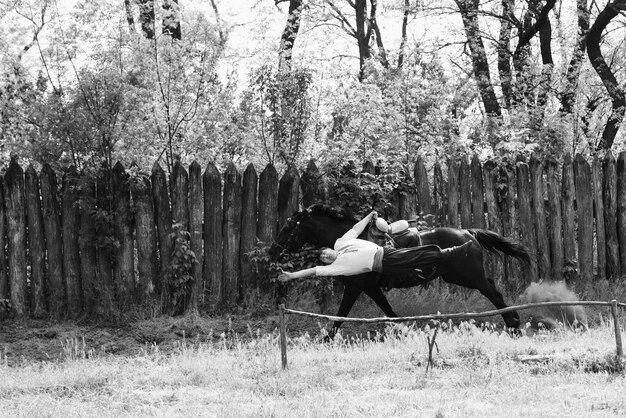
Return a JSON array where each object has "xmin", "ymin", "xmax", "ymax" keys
[{"xmin": 165, "ymin": 223, "xmax": 197, "ymax": 315}]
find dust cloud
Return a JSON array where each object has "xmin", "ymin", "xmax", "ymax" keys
[{"xmin": 520, "ymin": 281, "xmax": 587, "ymax": 329}]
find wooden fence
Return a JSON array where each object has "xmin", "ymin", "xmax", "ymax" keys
[{"xmin": 0, "ymin": 151, "xmax": 625, "ymax": 319}]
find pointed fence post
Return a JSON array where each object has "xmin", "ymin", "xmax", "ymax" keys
[
  {"xmin": 574, "ymin": 155, "xmax": 593, "ymax": 283},
  {"xmin": 189, "ymin": 161, "xmax": 204, "ymax": 310},
  {"xmin": 611, "ymin": 300, "xmax": 623, "ymax": 357},
  {"xmin": 25, "ymin": 165, "xmax": 46, "ymax": 318},
  {"xmin": 62, "ymin": 166, "xmax": 82, "ymax": 315},
  {"xmin": 4, "ymin": 160, "xmax": 27, "ymax": 318},
  {"xmin": 592, "ymin": 156, "xmax": 607, "ymax": 281},
  {"xmin": 241, "ymin": 163, "xmax": 258, "ymax": 298},
  {"xmin": 203, "ymin": 162, "xmax": 223, "ymax": 307},
  {"xmin": 223, "ymin": 162, "xmax": 242, "ymax": 306},
  {"xmin": 279, "ymin": 304, "xmax": 288, "ymax": 370},
  {"xmin": 562, "ymin": 153, "xmax": 578, "ymax": 284},
  {"xmin": 603, "ymin": 151, "xmax": 620, "ymax": 280}
]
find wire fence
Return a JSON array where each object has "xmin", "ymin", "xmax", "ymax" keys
[{"xmin": 278, "ymin": 300, "xmax": 625, "ymax": 369}]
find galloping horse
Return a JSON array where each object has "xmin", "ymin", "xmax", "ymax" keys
[{"xmin": 269, "ymin": 204, "xmax": 531, "ymax": 336}]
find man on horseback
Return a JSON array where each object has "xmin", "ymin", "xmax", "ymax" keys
[{"xmin": 277, "ymin": 211, "xmax": 472, "ymax": 282}]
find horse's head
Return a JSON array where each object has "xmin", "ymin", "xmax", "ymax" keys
[
  {"xmin": 268, "ymin": 204, "xmax": 357, "ymax": 260},
  {"xmin": 268, "ymin": 209, "xmax": 312, "ymax": 260}
]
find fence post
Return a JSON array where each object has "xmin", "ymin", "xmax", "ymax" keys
[
  {"xmin": 25, "ymin": 165, "xmax": 46, "ymax": 318},
  {"xmin": 616, "ymin": 152, "xmax": 626, "ymax": 274},
  {"xmin": 530, "ymin": 154, "xmax": 549, "ymax": 281},
  {"xmin": 258, "ymin": 164, "xmax": 279, "ymax": 246},
  {"xmin": 132, "ymin": 175, "xmax": 158, "ymax": 301},
  {"xmin": 189, "ymin": 161, "xmax": 204, "ymax": 310},
  {"xmin": 279, "ymin": 304, "xmax": 288, "ymax": 370},
  {"xmin": 433, "ymin": 161, "xmax": 446, "ymax": 227},
  {"xmin": 470, "ymin": 155, "xmax": 485, "ymax": 228},
  {"xmin": 41, "ymin": 164, "xmax": 65, "ymax": 317},
  {"xmin": 241, "ymin": 163, "xmax": 258, "ymax": 299},
  {"xmin": 223, "ymin": 162, "xmax": 242, "ymax": 306},
  {"xmin": 112, "ymin": 162, "xmax": 134, "ymax": 303},
  {"xmin": 611, "ymin": 300, "xmax": 623, "ymax": 357},
  {"xmin": 459, "ymin": 157, "xmax": 471, "ymax": 227},
  {"xmin": 574, "ymin": 154, "xmax": 593, "ymax": 284},
  {"xmin": 414, "ymin": 156, "xmax": 432, "ymax": 223},
  {"xmin": 603, "ymin": 151, "xmax": 620, "ymax": 280},
  {"xmin": 546, "ymin": 157, "xmax": 563, "ymax": 282},
  {"xmin": 592, "ymin": 156, "xmax": 607, "ymax": 281},
  {"xmin": 447, "ymin": 158, "xmax": 460, "ymax": 228},
  {"xmin": 517, "ymin": 161, "xmax": 537, "ymax": 284},
  {"xmin": 0, "ymin": 177, "xmax": 7, "ymax": 303},
  {"xmin": 152, "ymin": 162, "xmax": 173, "ymax": 296},
  {"xmin": 78, "ymin": 174, "xmax": 98, "ymax": 312},
  {"xmin": 203, "ymin": 162, "xmax": 223, "ymax": 307},
  {"xmin": 562, "ymin": 153, "xmax": 577, "ymax": 284},
  {"xmin": 4, "ymin": 159, "xmax": 27, "ymax": 318},
  {"xmin": 62, "ymin": 166, "xmax": 82, "ymax": 315}
]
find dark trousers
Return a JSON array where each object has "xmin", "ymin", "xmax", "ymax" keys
[{"xmin": 381, "ymin": 244, "xmax": 443, "ymax": 274}]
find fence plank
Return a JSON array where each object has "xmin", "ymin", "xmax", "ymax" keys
[
  {"xmin": 397, "ymin": 170, "xmax": 417, "ymax": 220},
  {"xmin": 592, "ymin": 156, "xmax": 607, "ymax": 281},
  {"xmin": 433, "ymin": 161, "xmax": 446, "ymax": 227},
  {"xmin": 189, "ymin": 161, "xmax": 204, "ymax": 310},
  {"xmin": 301, "ymin": 160, "xmax": 324, "ymax": 207},
  {"xmin": 603, "ymin": 151, "xmax": 621, "ymax": 280},
  {"xmin": 241, "ymin": 163, "xmax": 258, "ymax": 297},
  {"xmin": 112, "ymin": 162, "xmax": 134, "ymax": 302},
  {"xmin": 414, "ymin": 156, "xmax": 432, "ymax": 221},
  {"xmin": 40, "ymin": 164, "xmax": 64, "ymax": 316},
  {"xmin": 62, "ymin": 166, "xmax": 82, "ymax": 315},
  {"xmin": 78, "ymin": 175, "xmax": 98, "ymax": 312},
  {"xmin": 95, "ymin": 168, "xmax": 114, "ymax": 299},
  {"xmin": 561, "ymin": 153, "xmax": 578, "ymax": 283},
  {"xmin": 4, "ymin": 160, "xmax": 27, "ymax": 317},
  {"xmin": 25, "ymin": 165, "xmax": 46, "ymax": 318},
  {"xmin": 470, "ymin": 155, "xmax": 485, "ymax": 228},
  {"xmin": 617, "ymin": 151, "xmax": 626, "ymax": 274},
  {"xmin": 278, "ymin": 166, "xmax": 300, "ymax": 228},
  {"xmin": 223, "ymin": 162, "xmax": 242, "ymax": 305},
  {"xmin": 171, "ymin": 161, "xmax": 189, "ymax": 229},
  {"xmin": 482, "ymin": 160, "xmax": 502, "ymax": 281},
  {"xmin": 574, "ymin": 154, "xmax": 594, "ymax": 283},
  {"xmin": 258, "ymin": 164, "xmax": 279, "ymax": 245},
  {"xmin": 516, "ymin": 161, "xmax": 537, "ymax": 284},
  {"xmin": 151, "ymin": 162, "xmax": 172, "ymax": 295},
  {"xmin": 0, "ymin": 178, "xmax": 7, "ymax": 302},
  {"xmin": 447, "ymin": 158, "xmax": 460, "ymax": 228},
  {"xmin": 132, "ymin": 175, "xmax": 157, "ymax": 300},
  {"xmin": 529, "ymin": 154, "xmax": 550, "ymax": 280},
  {"xmin": 459, "ymin": 157, "xmax": 472, "ymax": 227},
  {"xmin": 546, "ymin": 157, "xmax": 563, "ymax": 282},
  {"xmin": 203, "ymin": 162, "xmax": 223, "ymax": 307}
]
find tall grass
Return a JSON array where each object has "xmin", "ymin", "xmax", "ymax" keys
[{"xmin": 1, "ymin": 319, "xmax": 624, "ymax": 417}]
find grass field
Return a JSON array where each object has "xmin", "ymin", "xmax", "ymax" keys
[
  {"xmin": 1, "ymin": 317, "xmax": 625, "ymax": 417},
  {"xmin": 1, "ymin": 282, "xmax": 625, "ymax": 417}
]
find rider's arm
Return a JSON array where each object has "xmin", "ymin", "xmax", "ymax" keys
[
  {"xmin": 388, "ymin": 220, "xmax": 409, "ymax": 234},
  {"xmin": 277, "ymin": 267, "xmax": 317, "ymax": 282},
  {"xmin": 343, "ymin": 210, "xmax": 377, "ymax": 238}
]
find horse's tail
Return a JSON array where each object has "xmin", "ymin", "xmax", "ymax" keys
[{"xmin": 467, "ymin": 229, "xmax": 532, "ymax": 265}]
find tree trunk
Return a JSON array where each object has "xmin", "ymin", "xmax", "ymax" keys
[
  {"xmin": 355, "ymin": 0, "xmax": 371, "ymax": 81},
  {"xmin": 497, "ymin": 0, "xmax": 514, "ymax": 109},
  {"xmin": 559, "ymin": 0, "xmax": 590, "ymax": 114},
  {"xmin": 455, "ymin": 0, "xmax": 501, "ymax": 117},
  {"xmin": 278, "ymin": 0, "xmax": 303, "ymax": 73},
  {"xmin": 586, "ymin": 0, "xmax": 626, "ymax": 149},
  {"xmin": 397, "ymin": 0, "xmax": 410, "ymax": 69}
]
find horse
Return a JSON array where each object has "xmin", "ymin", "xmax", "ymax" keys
[{"xmin": 269, "ymin": 204, "xmax": 531, "ymax": 337}]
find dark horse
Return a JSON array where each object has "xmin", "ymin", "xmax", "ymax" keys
[{"xmin": 269, "ymin": 204, "xmax": 531, "ymax": 336}]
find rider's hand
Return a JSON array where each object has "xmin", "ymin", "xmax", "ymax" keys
[
  {"xmin": 277, "ymin": 269, "xmax": 292, "ymax": 282},
  {"xmin": 370, "ymin": 210, "xmax": 378, "ymax": 220}
]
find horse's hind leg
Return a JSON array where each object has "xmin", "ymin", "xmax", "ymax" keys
[
  {"xmin": 475, "ymin": 277, "xmax": 520, "ymax": 329},
  {"xmin": 326, "ymin": 284, "xmax": 362, "ymax": 340}
]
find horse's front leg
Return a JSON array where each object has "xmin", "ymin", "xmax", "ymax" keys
[
  {"xmin": 363, "ymin": 286, "xmax": 398, "ymax": 318},
  {"xmin": 326, "ymin": 282, "xmax": 362, "ymax": 340}
]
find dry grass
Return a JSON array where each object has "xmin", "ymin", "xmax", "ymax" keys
[{"xmin": 1, "ymin": 318, "xmax": 625, "ymax": 418}]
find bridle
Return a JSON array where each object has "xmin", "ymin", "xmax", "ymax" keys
[{"xmin": 274, "ymin": 210, "xmax": 309, "ymax": 256}]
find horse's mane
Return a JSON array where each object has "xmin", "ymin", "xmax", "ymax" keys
[{"xmin": 308, "ymin": 204, "xmax": 358, "ymax": 222}]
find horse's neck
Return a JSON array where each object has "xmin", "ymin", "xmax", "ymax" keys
[{"xmin": 312, "ymin": 217, "xmax": 353, "ymax": 248}]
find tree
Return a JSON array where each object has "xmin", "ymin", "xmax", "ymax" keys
[
  {"xmin": 586, "ymin": 0, "xmax": 626, "ymax": 149},
  {"xmin": 454, "ymin": 0, "xmax": 501, "ymax": 117}
]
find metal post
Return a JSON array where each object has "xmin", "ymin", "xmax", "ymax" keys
[
  {"xmin": 611, "ymin": 300, "xmax": 623, "ymax": 357},
  {"xmin": 279, "ymin": 304, "xmax": 288, "ymax": 369}
]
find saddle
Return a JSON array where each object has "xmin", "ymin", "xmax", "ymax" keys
[{"xmin": 366, "ymin": 220, "xmax": 433, "ymax": 290}]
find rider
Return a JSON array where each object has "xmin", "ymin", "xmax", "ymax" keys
[{"xmin": 277, "ymin": 211, "xmax": 471, "ymax": 282}]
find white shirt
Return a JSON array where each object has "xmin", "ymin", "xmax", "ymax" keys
[{"xmin": 315, "ymin": 228, "xmax": 381, "ymax": 277}]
